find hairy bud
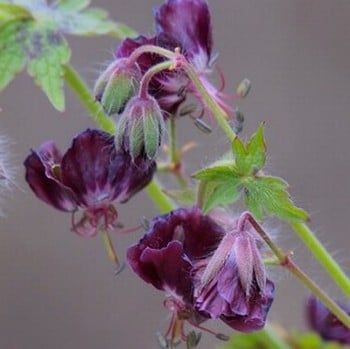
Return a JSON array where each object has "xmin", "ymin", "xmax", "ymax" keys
[
  {"xmin": 116, "ymin": 95, "xmax": 165, "ymax": 160},
  {"xmin": 94, "ymin": 58, "xmax": 141, "ymax": 115}
]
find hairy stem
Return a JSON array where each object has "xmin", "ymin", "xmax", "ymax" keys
[
  {"xmin": 180, "ymin": 60, "xmax": 236, "ymax": 141},
  {"xmin": 290, "ymin": 222, "xmax": 350, "ymax": 298},
  {"xmin": 186, "ymin": 56, "xmax": 350, "ymax": 298},
  {"xmin": 64, "ymin": 64, "xmax": 116, "ymax": 134},
  {"xmin": 138, "ymin": 61, "xmax": 173, "ymax": 98},
  {"xmin": 246, "ymin": 213, "xmax": 350, "ymax": 327}
]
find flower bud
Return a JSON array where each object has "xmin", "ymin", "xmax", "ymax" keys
[
  {"xmin": 116, "ymin": 95, "xmax": 165, "ymax": 160},
  {"xmin": 94, "ymin": 58, "xmax": 141, "ymax": 115}
]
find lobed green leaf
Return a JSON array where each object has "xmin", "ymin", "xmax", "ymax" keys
[
  {"xmin": 202, "ymin": 180, "xmax": 241, "ymax": 213},
  {"xmin": 26, "ymin": 25, "xmax": 70, "ymax": 111},
  {"xmin": 244, "ymin": 176, "xmax": 308, "ymax": 222},
  {"xmin": 232, "ymin": 123, "xmax": 266, "ymax": 175},
  {"xmin": 0, "ymin": 19, "xmax": 27, "ymax": 91}
]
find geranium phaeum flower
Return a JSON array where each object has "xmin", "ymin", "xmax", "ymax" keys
[
  {"xmin": 306, "ymin": 296, "xmax": 350, "ymax": 344},
  {"xmin": 99, "ymin": 0, "xmax": 231, "ymax": 120},
  {"xmin": 127, "ymin": 207, "xmax": 275, "ymax": 343},
  {"xmin": 127, "ymin": 207, "xmax": 226, "ymax": 343},
  {"xmin": 24, "ymin": 129, "xmax": 156, "ymax": 237},
  {"xmin": 194, "ymin": 226, "xmax": 275, "ymax": 332}
]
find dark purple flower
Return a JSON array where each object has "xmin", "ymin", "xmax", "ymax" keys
[
  {"xmin": 127, "ymin": 208, "xmax": 275, "ymax": 342},
  {"xmin": 24, "ymin": 129, "xmax": 156, "ymax": 237},
  {"xmin": 127, "ymin": 207, "xmax": 224, "ymax": 303},
  {"xmin": 102, "ymin": 0, "xmax": 232, "ymax": 120},
  {"xmin": 127, "ymin": 207, "xmax": 227, "ymax": 344},
  {"xmin": 306, "ymin": 295, "xmax": 350, "ymax": 344},
  {"xmin": 194, "ymin": 228, "xmax": 275, "ymax": 333}
]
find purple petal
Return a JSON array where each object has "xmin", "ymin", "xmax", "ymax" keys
[
  {"xmin": 116, "ymin": 35, "xmax": 158, "ymax": 74},
  {"xmin": 306, "ymin": 296, "xmax": 350, "ymax": 344},
  {"xmin": 24, "ymin": 150, "xmax": 78, "ymax": 212},
  {"xmin": 154, "ymin": 0, "xmax": 212, "ymax": 61},
  {"xmin": 61, "ymin": 129, "xmax": 154, "ymax": 208},
  {"xmin": 140, "ymin": 241, "xmax": 193, "ymax": 302},
  {"xmin": 61, "ymin": 129, "xmax": 122, "ymax": 207},
  {"xmin": 127, "ymin": 207, "xmax": 225, "ymax": 303},
  {"xmin": 220, "ymin": 279, "xmax": 275, "ymax": 333}
]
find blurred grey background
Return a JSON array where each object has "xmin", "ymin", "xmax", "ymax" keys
[{"xmin": 1, "ymin": 0, "xmax": 350, "ymax": 348}]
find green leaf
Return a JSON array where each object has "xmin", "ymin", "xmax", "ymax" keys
[
  {"xmin": 246, "ymin": 124, "xmax": 266, "ymax": 170},
  {"xmin": 202, "ymin": 180, "xmax": 241, "ymax": 213},
  {"xmin": 233, "ymin": 124, "xmax": 266, "ymax": 175},
  {"xmin": 244, "ymin": 176, "xmax": 308, "ymax": 221},
  {"xmin": 0, "ymin": 20, "xmax": 27, "ymax": 90},
  {"xmin": 0, "ymin": 0, "xmax": 138, "ymax": 110},
  {"xmin": 55, "ymin": 0, "xmax": 90, "ymax": 12},
  {"xmin": 53, "ymin": 0, "xmax": 137, "ymax": 37},
  {"xmin": 193, "ymin": 162, "xmax": 239, "ymax": 181},
  {"xmin": 163, "ymin": 188, "xmax": 196, "ymax": 206},
  {"xmin": 0, "ymin": 4, "xmax": 32, "ymax": 21},
  {"xmin": 26, "ymin": 25, "xmax": 70, "ymax": 111},
  {"xmin": 232, "ymin": 136, "xmax": 250, "ymax": 174}
]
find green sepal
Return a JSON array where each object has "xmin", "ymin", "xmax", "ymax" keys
[
  {"xmin": 143, "ymin": 113, "xmax": 161, "ymax": 160},
  {"xmin": 101, "ymin": 73, "xmax": 133, "ymax": 115},
  {"xmin": 129, "ymin": 116, "xmax": 144, "ymax": 160}
]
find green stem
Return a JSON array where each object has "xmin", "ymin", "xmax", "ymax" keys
[
  {"xmin": 185, "ymin": 53, "xmax": 350, "ymax": 299},
  {"xmin": 145, "ymin": 178, "xmax": 175, "ymax": 213},
  {"xmin": 181, "ymin": 61, "xmax": 236, "ymax": 141},
  {"xmin": 139, "ymin": 61, "xmax": 173, "ymax": 98},
  {"xmin": 290, "ymin": 222, "xmax": 350, "ymax": 298},
  {"xmin": 128, "ymin": 45, "xmax": 175, "ymax": 65},
  {"xmin": 63, "ymin": 64, "xmax": 116, "ymax": 135},
  {"xmin": 169, "ymin": 116, "xmax": 178, "ymax": 164},
  {"xmin": 247, "ymin": 214, "xmax": 350, "ymax": 327}
]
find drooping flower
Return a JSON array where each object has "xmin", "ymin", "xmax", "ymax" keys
[
  {"xmin": 127, "ymin": 207, "xmax": 274, "ymax": 345},
  {"xmin": 193, "ymin": 215, "xmax": 275, "ymax": 332},
  {"xmin": 306, "ymin": 295, "xmax": 350, "ymax": 344},
  {"xmin": 127, "ymin": 207, "xmax": 226, "ymax": 345},
  {"xmin": 24, "ymin": 129, "xmax": 156, "ymax": 237}
]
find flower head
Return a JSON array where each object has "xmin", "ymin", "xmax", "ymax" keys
[
  {"xmin": 194, "ymin": 217, "xmax": 275, "ymax": 332},
  {"xmin": 24, "ymin": 129, "xmax": 156, "ymax": 237},
  {"xmin": 127, "ymin": 207, "xmax": 226, "ymax": 345},
  {"xmin": 97, "ymin": 0, "xmax": 232, "ymax": 123},
  {"xmin": 127, "ymin": 208, "xmax": 274, "ymax": 344},
  {"xmin": 306, "ymin": 295, "xmax": 350, "ymax": 344}
]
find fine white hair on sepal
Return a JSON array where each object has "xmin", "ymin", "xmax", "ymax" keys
[{"xmin": 0, "ymin": 127, "xmax": 17, "ymax": 216}]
